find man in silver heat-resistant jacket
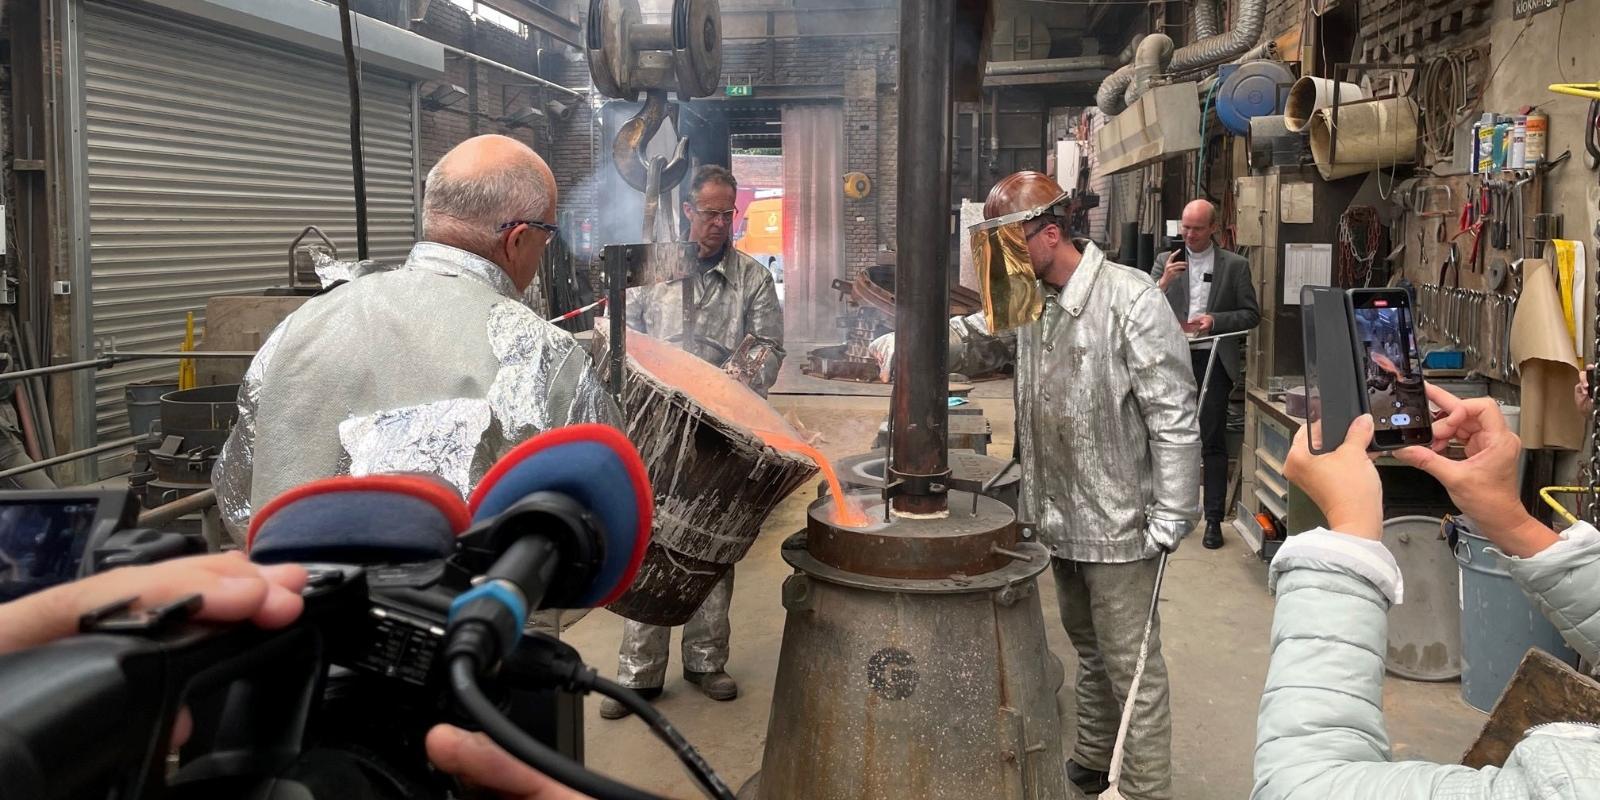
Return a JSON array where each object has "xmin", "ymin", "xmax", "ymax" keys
[
  {"xmin": 603, "ymin": 165, "xmax": 785, "ymax": 720},
  {"xmin": 213, "ymin": 135, "xmax": 619, "ymax": 541},
  {"xmin": 951, "ymin": 171, "xmax": 1200, "ymax": 800}
]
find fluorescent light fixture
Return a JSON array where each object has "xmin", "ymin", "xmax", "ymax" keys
[
  {"xmin": 506, "ymin": 106, "xmax": 545, "ymax": 127},
  {"xmin": 425, "ymin": 83, "xmax": 468, "ymax": 107}
]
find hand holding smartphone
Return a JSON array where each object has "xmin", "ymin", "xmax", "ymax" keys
[{"xmin": 1301, "ymin": 287, "xmax": 1433, "ymax": 452}]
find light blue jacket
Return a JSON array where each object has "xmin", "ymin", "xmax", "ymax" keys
[{"xmin": 1254, "ymin": 524, "xmax": 1600, "ymax": 799}]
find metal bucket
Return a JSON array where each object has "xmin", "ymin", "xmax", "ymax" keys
[
  {"xmin": 1452, "ymin": 516, "xmax": 1579, "ymax": 712},
  {"xmin": 1383, "ymin": 516, "xmax": 1460, "ymax": 680},
  {"xmin": 125, "ymin": 380, "xmax": 179, "ymax": 438},
  {"xmin": 603, "ymin": 332, "xmax": 818, "ymax": 626}
]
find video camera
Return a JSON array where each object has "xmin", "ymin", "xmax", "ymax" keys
[{"xmin": 0, "ymin": 425, "xmax": 732, "ymax": 800}]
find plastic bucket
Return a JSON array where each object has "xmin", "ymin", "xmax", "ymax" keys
[
  {"xmin": 1452, "ymin": 516, "xmax": 1578, "ymax": 712},
  {"xmin": 1308, "ymin": 96, "xmax": 1420, "ymax": 180},
  {"xmin": 1284, "ymin": 76, "xmax": 1364, "ymax": 132}
]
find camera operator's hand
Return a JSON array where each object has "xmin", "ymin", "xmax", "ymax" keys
[
  {"xmin": 426, "ymin": 725, "xmax": 592, "ymax": 800},
  {"xmin": 0, "ymin": 552, "xmax": 308, "ymax": 655},
  {"xmin": 1284, "ymin": 414, "xmax": 1382, "ymax": 540},
  {"xmin": 1394, "ymin": 385, "xmax": 1560, "ymax": 558}
]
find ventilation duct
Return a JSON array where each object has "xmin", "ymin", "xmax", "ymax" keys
[
  {"xmin": 1123, "ymin": 33, "xmax": 1174, "ymax": 107},
  {"xmin": 1095, "ymin": 0, "xmax": 1265, "ymax": 114},
  {"xmin": 1193, "ymin": 0, "xmax": 1218, "ymax": 39},
  {"xmin": 1170, "ymin": 0, "xmax": 1265, "ymax": 73}
]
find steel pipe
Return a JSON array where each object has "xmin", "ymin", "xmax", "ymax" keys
[
  {"xmin": 138, "ymin": 489, "xmax": 217, "ymax": 528},
  {"xmin": 889, "ymin": 0, "xmax": 953, "ymax": 515},
  {"xmin": 0, "ymin": 350, "xmax": 254, "ymax": 383},
  {"xmin": 985, "ymin": 55, "xmax": 1118, "ymax": 77},
  {"xmin": 0, "ymin": 435, "xmax": 152, "ymax": 481},
  {"xmin": 106, "ymin": 351, "xmax": 256, "ymax": 361},
  {"xmin": 440, "ymin": 43, "xmax": 585, "ymax": 98},
  {"xmin": 0, "ymin": 358, "xmax": 114, "ymax": 382}
]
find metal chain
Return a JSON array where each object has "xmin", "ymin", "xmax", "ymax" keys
[{"xmin": 1590, "ymin": 236, "xmax": 1600, "ymax": 521}]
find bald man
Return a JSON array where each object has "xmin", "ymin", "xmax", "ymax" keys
[
  {"xmin": 215, "ymin": 135, "xmax": 620, "ymax": 537},
  {"xmin": 1152, "ymin": 199, "xmax": 1259, "ymax": 549}
]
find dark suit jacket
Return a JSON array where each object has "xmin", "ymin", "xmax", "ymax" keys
[{"xmin": 1151, "ymin": 246, "xmax": 1260, "ymax": 383}]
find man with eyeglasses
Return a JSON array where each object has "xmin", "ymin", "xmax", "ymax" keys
[
  {"xmin": 215, "ymin": 134, "xmax": 620, "ymax": 542},
  {"xmin": 602, "ymin": 164, "xmax": 784, "ymax": 719}
]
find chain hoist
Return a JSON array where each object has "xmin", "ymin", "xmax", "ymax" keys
[{"xmin": 1589, "ymin": 242, "xmax": 1600, "ymax": 523}]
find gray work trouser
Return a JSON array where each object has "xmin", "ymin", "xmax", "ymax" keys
[
  {"xmin": 1053, "ymin": 556, "xmax": 1171, "ymax": 800},
  {"xmin": 0, "ymin": 431, "xmax": 52, "ymax": 491},
  {"xmin": 615, "ymin": 568, "xmax": 733, "ymax": 689}
]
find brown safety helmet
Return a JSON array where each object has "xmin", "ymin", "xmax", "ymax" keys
[{"xmin": 983, "ymin": 170, "xmax": 1067, "ymax": 219}]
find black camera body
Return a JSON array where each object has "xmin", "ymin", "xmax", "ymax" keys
[{"xmin": 0, "ymin": 489, "xmax": 583, "ymax": 800}]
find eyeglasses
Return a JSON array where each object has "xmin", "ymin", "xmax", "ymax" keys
[
  {"xmin": 498, "ymin": 220, "xmax": 560, "ymax": 237},
  {"xmin": 691, "ymin": 208, "xmax": 737, "ymax": 223},
  {"xmin": 1024, "ymin": 220, "xmax": 1059, "ymax": 240}
]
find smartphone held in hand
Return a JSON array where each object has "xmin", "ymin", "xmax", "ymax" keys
[
  {"xmin": 1301, "ymin": 287, "xmax": 1433, "ymax": 453},
  {"xmin": 1349, "ymin": 288, "xmax": 1433, "ymax": 449}
]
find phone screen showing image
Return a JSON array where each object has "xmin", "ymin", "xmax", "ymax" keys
[{"xmin": 1350, "ymin": 289, "xmax": 1433, "ymax": 449}]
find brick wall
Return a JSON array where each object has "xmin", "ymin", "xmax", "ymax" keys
[
  {"xmin": 406, "ymin": 4, "xmax": 900, "ymax": 283},
  {"xmin": 732, "ymin": 154, "xmax": 783, "ymax": 188},
  {"xmin": 411, "ymin": 2, "xmax": 559, "ymax": 173}
]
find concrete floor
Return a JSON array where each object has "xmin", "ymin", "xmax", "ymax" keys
[{"xmin": 561, "ymin": 389, "xmax": 1488, "ymax": 798}]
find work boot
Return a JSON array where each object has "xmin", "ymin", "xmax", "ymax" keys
[
  {"xmin": 1203, "ymin": 519, "xmax": 1225, "ymax": 550},
  {"xmin": 684, "ymin": 670, "xmax": 739, "ymax": 701},
  {"xmin": 1066, "ymin": 760, "xmax": 1110, "ymax": 796},
  {"xmin": 598, "ymin": 686, "xmax": 661, "ymax": 720}
]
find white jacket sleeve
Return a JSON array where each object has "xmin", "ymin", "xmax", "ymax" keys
[{"xmin": 1253, "ymin": 527, "xmax": 1600, "ymax": 800}]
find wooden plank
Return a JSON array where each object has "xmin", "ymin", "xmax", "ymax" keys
[{"xmin": 1462, "ymin": 649, "xmax": 1600, "ymax": 768}]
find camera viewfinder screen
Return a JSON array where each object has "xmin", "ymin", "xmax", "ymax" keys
[
  {"xmin": 0, "ymin": 499, "xmax": 98, "ymax": 601},
  {"xmin": 1351, "ymin": 301, "xmax": 1429, "ymax": 434}
]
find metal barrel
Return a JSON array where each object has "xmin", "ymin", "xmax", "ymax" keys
[
  {"xmin": 159, "ymin": 385, "xmax": 240, "ymax": 450},
  {"xmin": 125, "ymin": 380, "xmax": 179, "ymax": 439},
  {"xmin": 1453, "ymin": 516, "xmax": 1579, "ymax": 711}
]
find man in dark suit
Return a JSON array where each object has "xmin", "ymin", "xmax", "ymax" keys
[{"xmin": 1152, "ymin": 199, "xmax": 1260, "ymax": 549}]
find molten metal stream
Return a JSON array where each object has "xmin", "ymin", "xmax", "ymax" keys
[
  {"xmin": 754, "ymin": 431, "xmax": 869, "ymax": 528},
  {"xmin": 620, "ymin": 329, "xmax": 867, "ymax": 527}
]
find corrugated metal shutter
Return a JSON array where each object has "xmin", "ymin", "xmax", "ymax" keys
[{"xmin": 80, "ymin": 3, "xmax": 417, "ymax": 470}]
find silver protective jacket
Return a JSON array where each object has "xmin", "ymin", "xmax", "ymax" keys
[
  {"xmin": 1255, "ymin": 524, "xmax": 1600, "ymax": 799},
  {"xmin": 213, "ymin": 242, "xmax": 621, "ymax": 541},
  {"xmin": 950, "ymin": 241, "xmax": 1201, "ymax": 562},
  {"xmin": 625, "ymin": 246, "xmax": 785, "ymax": 394}
]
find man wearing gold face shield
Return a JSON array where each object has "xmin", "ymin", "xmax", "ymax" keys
[{"xmin": 953, "ymin": 171, "xmax": 1200, "ymax": 800}]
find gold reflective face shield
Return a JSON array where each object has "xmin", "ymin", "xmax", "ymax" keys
[{"xmin": 967, "ymin": 192, "xmax": 1070, "ymax": 333}]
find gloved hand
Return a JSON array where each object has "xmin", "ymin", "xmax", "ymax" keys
[{"xmin": 1144, "ymin": 516, "xmax": 1190, "ymax": 554}]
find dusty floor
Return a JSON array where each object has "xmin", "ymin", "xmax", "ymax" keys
[{"xmin": 561, "ymin": 387, "xmax": 1487, "ymax": 799}]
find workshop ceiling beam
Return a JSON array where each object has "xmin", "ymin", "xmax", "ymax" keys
[{"xmin": 479, "ymin": 0, "xmax": 582, "ymax": 46}]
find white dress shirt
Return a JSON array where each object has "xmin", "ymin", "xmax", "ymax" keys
[{"xmin": 1186, "ymin": 245, "xmax": 1215, "ymax": 350}]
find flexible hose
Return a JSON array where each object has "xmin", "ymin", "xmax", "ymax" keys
[
  {"xmin": 589, "ymin": 676, "xmax": 735, "ymax": 800},
  {"xmin": 1419, "ymin": 52, "xmax": 1471, "ymax": 163},
  {"xmin": 450, "ymin": 657, "xmax": 660, "ymax": 800}
]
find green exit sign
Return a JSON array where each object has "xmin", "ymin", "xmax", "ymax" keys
[{"xmin": 725, "ymin": 84, "xmax": 752, "ymax": 97}]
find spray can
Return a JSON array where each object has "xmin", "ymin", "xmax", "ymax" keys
[
  {"xmin": 1525, "ymin": 110, "xmax": 1549, "ymax": 164},
  {"xmin": 1476, "ymin": 113, "xmax": 1496, "ymax": 174},
  {"xmin": 1511, "ymin": 115, "xmax": 1528, "ymax": 169},
  {"xmin": 1493, "ymin": 117, "xmax": 1512, "ymax": 171}
]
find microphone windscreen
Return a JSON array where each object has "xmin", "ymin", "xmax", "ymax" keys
[
  {"xmin": 248, "ymin": 474, "xmax": 470, "ymax": 565},
  {"xmin": 469, "ymin": 424, "xmax": 651, "ymax": 608}
]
